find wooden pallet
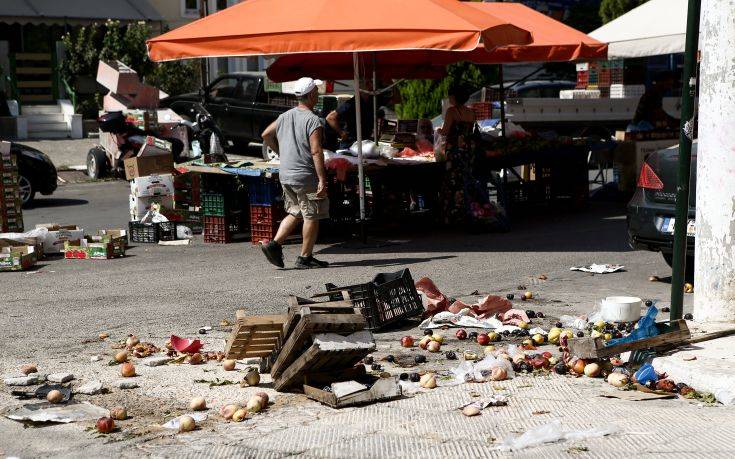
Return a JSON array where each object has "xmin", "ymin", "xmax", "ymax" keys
[
  {"xmin": 224, "ymin": 311, "xmax": 286, "ymax": 360},
  {"xmin": 273, "ymin": 330, "xmax": 375, "ymax": 392},
  {"xmin": 304, "ymin": 374, "xmax": 401, "ymax": 408},
  {"xmin": 270, "ymin": 308, "xmax": 366, "ymax": 379},
  {"xmin": 569, "ymin": 320, "xmax": 691, "ymax": 360},
  {"xmin": 282, "ymin": 294, "xmax": 357, "ymax": 340}
]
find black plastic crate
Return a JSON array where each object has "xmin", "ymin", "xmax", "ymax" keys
[
  {"xmin": 128, "ymin": 221, "xmax": 159, "ymax": 243},
  {"xmin": 325, "ymin": 269, "xmax": 423, "ymax": 330}
]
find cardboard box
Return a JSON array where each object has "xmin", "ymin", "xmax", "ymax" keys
[
  {"xmin": 138, "ymin": 136, "xmax": 172, "ymax": 157},
  {"xmin": 0, "ymin": 245, "xmax": 37, "ymax": 271},
  {"xmin": 124, "ymin": 154, "xmax": 173, "ymax": 180},
  {"xmin": 35, "ymin": 224, "xmax": 85, "ymax": 254},
  {"xmin": 129, "ymin": 194, "xmax": 175, "ymax": 221},
  {"xmin": 63, "ymin": 230, "xmax": 127, "ymax": 260},
  {"xmin": 130, "ymin": 174, "xmax": 174, "ymax": 198}
]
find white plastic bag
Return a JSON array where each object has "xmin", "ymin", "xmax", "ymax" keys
[
  {"xmin": 350, "ymin": 140, "xmax": 379, "ymax": 158},
  {"xmin": 559, "ymin": 315, "xmax": 588, "ymax": 330},
  {"xmin": 499, "ymin": 420, "xmax": 618, "ymax": 451}
]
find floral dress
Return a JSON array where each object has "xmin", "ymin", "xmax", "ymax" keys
[{"xmin": 440, "ymin": 120, "xmax": 476, "ymax": 225}]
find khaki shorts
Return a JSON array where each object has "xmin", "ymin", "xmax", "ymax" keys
[{"xmin": 282, "ymin": 184, "xmax": 329, "ymax": 220}]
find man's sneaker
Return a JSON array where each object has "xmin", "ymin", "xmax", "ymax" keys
[
  {"xmin": 295, "ymin": 255, "xmax": 329, "ymax": 269},
  {"xmin": 260, "ymin": 241, "xmax": 284, "ymax": 268}
]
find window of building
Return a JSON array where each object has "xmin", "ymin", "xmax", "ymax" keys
[{"xmin": 182, "ymin": 0, "xmax": 200, "ymax": 18}]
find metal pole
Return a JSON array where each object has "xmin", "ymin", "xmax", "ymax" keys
[
  {"xmin": 353, "ymin": 52, "xmax": 366, "ymax": 242},
  {"xmin": 372, "ymin": 53, "xmax": 378, "ymax": 145},
  {"xmin": 670, "ymin": 0, "xmax": 701, "ymax": 320},
  {"xmin": 199, "ymin": 1, "xmax": 210, "ymax": 86},
  {"xmin": 498, "ymin": 64, "xmax": 506, "ymax": 138}
]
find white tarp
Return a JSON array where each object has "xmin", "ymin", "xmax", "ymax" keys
[{"xmin": 589, "ymin": 0, "xmax": 688, "ymax": 59}]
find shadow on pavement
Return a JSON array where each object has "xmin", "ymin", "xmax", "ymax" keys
[
  {"xmin": 26, "ymin": 198, "xmax": 89, "ymax": 209},
  {"xmin": 327, "ymin": 255, "xmax": 456, "ymax": 268}
]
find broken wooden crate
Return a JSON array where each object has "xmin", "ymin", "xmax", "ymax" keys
[
  {"xmin": 303, "ymin": 365, "xmax": 401, "ymax": 408},
  {"xmin": 224, "ymin": 311, "xmax": 286, "ymax": 362},
  {"xmin": 569, "ymin": 319, "xmax": 691, "ymax": 360}
]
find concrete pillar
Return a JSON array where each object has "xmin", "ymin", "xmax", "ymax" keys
[{"xmin": 694, "ymin": 0, "xmax": 735, "ymax": 323}]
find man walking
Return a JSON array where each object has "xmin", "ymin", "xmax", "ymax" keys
[{"xmin": 259, "ymin": 77, "xmax": 329, "ymax": 269}]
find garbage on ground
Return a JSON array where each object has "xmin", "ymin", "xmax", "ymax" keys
[
  {"xmin": 570, "ymin": 264, "xmax": 624, "ymax": 274},
  {"xmin": 63, "ymin": 230, "xmax": 127, "ymax": 260},
  {"xmin": 0, "ymin": 244, "xmax": 38, "ymax": 271},
  {"xmin": 415, "ymin": 276, "xmax": 511, "ymax": 319},
  {"xmin": 170, "ymin": 335, "xmax": 203, "ymax": 354},
  {"xmin": 4, "ymin": 401, "xmax": 109, "ymax": 424},
  {"xmin": 35, "ymin": 224, "xmax": 85, "ymax": 255},
  {"xmin": 459, "ymin": 394, "xmax": 508, "ymax": 416},
  {"xmin": 601, "ymin": 296, "xmax": 642, "ymax": 322},
  {"xmin": 419, "ymin": 309, "xmax": 503, "ymax": 330},
  {"xmin": 162, "ymin": 412, "xmax": 208, "ymax": 430},
  {"xmin": 499, "ymin": 420, "xmax": 618, "ymax": 451}
]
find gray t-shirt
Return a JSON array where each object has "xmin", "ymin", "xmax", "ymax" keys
[{"xmin": 276, "ymin": 107, "xmax": 322, "ymax": 187}]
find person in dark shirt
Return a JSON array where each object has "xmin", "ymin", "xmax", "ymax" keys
[
  {"xmin": 325, "ymin": 87, "xmax": 374, "ymax": 149},
  {"xmin": 632, "ymin": 71, "xmax": 679, "ymax": 129}
]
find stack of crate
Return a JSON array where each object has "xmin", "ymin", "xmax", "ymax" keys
[
  {"xmin": 0, "ymin": 141, "xmax": 23, "ymax": 233},
  {"xmin": 202, "ymin": 176, "xmax": 247, "ymax": 244},
  {"xmin": 247, "ymin": 176, "xmax": 285, "ymax": 244},
  {"xmin": 171, "ymin": 172, "xmax": 203, "ymax": 234},
  {"xmin": 576, "ymin": 60, "xmax": 625, "ymax": 98}
]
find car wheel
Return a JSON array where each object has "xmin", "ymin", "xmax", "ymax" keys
[
  {"xmin": 262, "ymin": 143, "xmax": 278, "ymax": 161},
  {"xmin": 87, "ymin": 147, "xmax": 108, "ymax": 180},
  {"xmin": 18, "ymin": 174, "xmax": 35, "ymax": 207}
]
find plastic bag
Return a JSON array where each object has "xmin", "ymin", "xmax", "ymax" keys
[
  {"xmin": 634, "ymin": 363, "xmax": 657, "ymax": 385},
  {"xmin": 349, "ymin": 140, "xmax": 379, "ymax": 158},
  {"xmin": 559, "ymin": 315, "xmax": 588, "ymax": 331},
  {"xmin": 606, "ymin": 306, "xmax": 659, "ymax": 347},
  {"xmin": 499, "ymin": 419, "xmax": 618, "ymax": 451}
]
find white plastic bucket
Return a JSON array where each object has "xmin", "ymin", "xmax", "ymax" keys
[{"xmin": 601, "ymin": 296, "xmax": 642, "ymax": 322}]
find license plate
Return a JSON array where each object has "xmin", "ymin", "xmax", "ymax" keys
[{"xmin": 661, "ymin": 217, "xmax": 695, "ymax": 236}]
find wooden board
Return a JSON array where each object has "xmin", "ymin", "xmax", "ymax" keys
[
  {"xmin": 304, "ymin": 377, "xmax": 402, "ymax": 408},
  {"xmin": 273, "ymin": 331, "xmax": 375, "ymax": 392},
  {"xmin": 224, "ymin": 311, "xmax": 286, "ymax": 360},
  {"xmin": 270, "ymin": 312, "xmax": 366, "ymax": 379},
  {"xmin": 282, "ymin": 294, "xmax": 356, "ymax": 342},
  {"xmin": 569, "ymin": 320, "xmax": 691, "ymax": 360}
]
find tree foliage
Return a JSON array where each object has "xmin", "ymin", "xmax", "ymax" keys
[{"xmin": 599, "ymin": 0, "xmax": 649, "ymax": 24}]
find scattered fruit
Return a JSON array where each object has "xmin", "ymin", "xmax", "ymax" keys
[
  {"xmin": 96, "ymin": 417, "xmax": 115, "ymax": 433},
  {"xmin": 445, "ymin": 351, "xmax": 457, "ymax": 360},
  {"xmin": 490, "ymin": 367, "xmax": 508, "ymax": 381},
  {"xmin": 521, "ymin": 339, "xmax": 533, "ymax": 348},
  {"xmin": 247, "ymin": 396, "xmax": 263, "ymax": 413},
  {"xmin": 518, "ymin": 321, "xmax": 530, "ymax": 330},
  {"xmin": 487, "ymin": 332, "xmax": 500, "ymax": 342},
  {"xmin": 99, "ymin": 332, "xmax": 110, "ymax": 340},
  {"xmin": 536, "ymin": 312, "xmax": 545, "ymax": 318},
  {"xmin": 684, "ymin": 283, "xmax": 694, "ymax": 293},
  {"xmin": 649, "ymin": 276, "xmax": 660, "ymax": 282},
  {"xmin": 506, "ymin": 293, "xmax": 515, "ymax": 300},
  {"xmin": 548, "ymin": 328, "xmax": 561, "ymax": 344},
  {"xmin": 110, "ymin": 406, "xmax": 127, "ymax": 420},
  {"xmin": 603, "ymin": 333, "xmax": 613, "ymax": 341},
  {"xmin": 554, "ymin": 362, "xmax": 568, "ymax": 375},
  {"xmin": 400, "ymin": 336, "xmax": 414, "ymax": 348},
  {"xmin": 462, "ymin": 405, "xmax": 481, "ymax": 416},
  {"xmin": 255, "ymin": 392, "xmax": 269, "ymax": 406},
  {"xmin": 114, "ymin": 351, "xmax": 128, "ymax": 363},
  {"xmin": 409, "ymin": 373, "xmax": 421, "ymax": 382},
  {"xmin": 364, "ymin": 356, "xmax": 374, "ymax": 365},
  {"xmin": 555, "ymin": 321, "xmax": 563, "ymax": 328},
  {"xmin": 189, "ymin": 396, "xmax": 207, "ymax": 411},
  {"xmin": 607, "ymin": 373, "xmax": 629, "ymax": 387},
  {"xmin": 523, "ymin": 291, "xmax": 533, "ymax": 300},
  {"xmin": 645, "ymin": 300, "xmax": 653, "ymax": 307},
  {"xmin": 476, "ymin": 333, "xmax": 490, "ymax": 346},
  {"xmin": 126, "ymin": 335, "xmax": 140, "ymax": 348},
  {"xmin": 419, "ymin": 336, "xmax": 432, "ymax": 350},
  {"xmin": 386, "ymin": 355, "xmax": 396, "ymax": 363},
  {"xmin": 591, "ymin": 330, "xmax": 603, "ymax": 339},
  {"xmin": 188, "ymin": 353, "xmax": 203, "ymax": 365},
  {"xmin": 684, "ymin": 313, "xmax": 693, "ymax": 320},
  {"xmin": 244, "ymin": 368, "xmax": 260, "ymax": 386},
  {"xmin": 399, "ymin": 373, "xmax": 409, "ymax": 380},
  {"xmin": 179, "ymin": 415, "xmax": 196, "ymax": 432},
  {"xmin": 414, "ymin": 355, "xmax": 427, "ymax": 364},
  {"xmin": 455, "ymin": 329, "xmax": 468, "ymax": 340},
  {"xmin": 419, "ymin": 373, "xmax": 437, "ymax": 389},
  {"xmin": 223, "ymin": 359, "xmax": 236, "ymax": 371},
  {"xmin": 526, "ymin": 310, "xmax": 536, "ymax": 319},
  {"xmin": 46, "ymin": 389, "xmax": 64, "ymax": 404},
  {"xmin": 120, "ymin": 362, "xmax": 136, "ymax": 377},
  {"xmin": 427, "ymin": 341, "xmax": 441, "ymax": 353},
  {"xmin": 423, "ymin": 329, "xmax": 433, "ymax": 336},
  {"xmin": 232, "ymin": 408, "xmax": 247, "ymax": 422},
  {"xmin": 584, "ymin": 362, "xmax": 601, "ymax": 378},
  {"xmin": 431, "ymin": 334, "xmax": 444, "ymax": 344},
  {"xmin": 572, "ymin": 359, "xmax": 586, "ymax": 374},
  {"xmin": 548, "ymin": 356, "xmax": 559, "ymax": 366},
  {"xmin": 531, "ymin": 334, "xmax": 545, "ymax": 345},
  {"xmin": 656, "ymin": 379, "xmax": 676, "ymax": 392},
  {"xmin": 484, "ymin": 345, "xmax": 496, "ymax": 355},
  {"xmin": 468, "ymin": 331, "xmax": 479, "ymax": 340},
  {"xmin": 21, "ymin": 364, "xmax": 37, "ymax": 375},
  {"xmin": 464, "ymin": 351, "xmax": 478, "ymax": 361},
  {"xmin": 221, "ymin": 404, "xmax": 239, "ymax": 420},
  {"xmin": 531, "ymin": 356, "xmax": 549, "ymax": 370},
  {"xmin": 662, "ymin": 307, "xmax": 671, "ymax": 313}
]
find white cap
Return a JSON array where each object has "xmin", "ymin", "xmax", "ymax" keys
[{"xmin": 292, "ymin": 77, "xmax": 323, "ymax": 96}]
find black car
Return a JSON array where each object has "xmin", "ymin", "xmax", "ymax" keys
[
  {"xmin": 11, "ymin": 142, "xmax": 58, "ymax": 207},
  {"xmin": 627, "ymin": 142, "xmax": 696, "ymax": 270}
]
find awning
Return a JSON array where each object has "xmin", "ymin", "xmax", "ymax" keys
[
  {"xmin": 589, "ymin": 0, "xmax": 687, "ymax": 59},
  {"xmin": 0, "ymin": 0, "xmax": 162, "ymax": 24}
]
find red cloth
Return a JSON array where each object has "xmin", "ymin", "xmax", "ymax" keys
[
  {"xmin": 415, "ymin": 277, "xmax": 450, "ymax": 317},
  {"xmin": 474, "ymin": 295, "xmax": 512, "ymax": 319},
  {"xmin": 416, "ymin": 278, "xmax": 511, "ymax": 319}
]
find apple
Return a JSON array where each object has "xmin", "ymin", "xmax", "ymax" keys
[
  {"xmin": 487, "ymin": 332, "xmax": 500, "ymax": 342},
  {"xmin": 120, "ymin": 362, "xmax": 136, "ymax": 377},
  {"xmin": 427, "ymin": 341, "xmax": 441, "ymax": 352},
  {"xmin": 96, "ymin": 417, "xmax": 115, "ymax": 433},
  {"xmin": 476, "ymin": 333, "xmax": 490, "ymax": 346},
  {"xmin": 419, "ymin": 336, "xmax": 432, "ymax": 350},
  {"xmin": 455, "ymin": 329, "xmax": 468, "ymax": 340},
  {"xmin": 400, "ymin": 336, "xmax": 414, "ymax": 348}
]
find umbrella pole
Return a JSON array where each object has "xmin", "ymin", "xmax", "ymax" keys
[
  {"xmin": 373, "ymin": 53, "xmax": 379, "ymax": 144},
  {"xmin": 353, "ymin": 52, "xmax": 366, "ymax": 242}
]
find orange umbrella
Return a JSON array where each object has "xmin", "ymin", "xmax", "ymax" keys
[
  {"xmin": 147, "ymin": 0, "xmax": 531, "ymax": 62},
  {"xmin": 267, "ymin": 2, "xmax": 607, "ymax": 81}
]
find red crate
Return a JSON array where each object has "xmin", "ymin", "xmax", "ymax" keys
[
  {"xmin": 203, "ymin": 214, "xmax": 242, "ymax": 244},
  {"xmin": 470, "ymin": 102, "xmax": 492, "ymax": 120},
  {"xmin": 250, "ymin": 204, "xmax": 286, "ymax": 226},
  {"xmin": 250, "ymin": 223, "xmax": 279, "ymax": 245}
]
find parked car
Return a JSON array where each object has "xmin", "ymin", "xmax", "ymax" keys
[
  {"xmin": 161, "ymin": 72, "xmax": 294, "ymax": 158},
  {"xmin": 627, "ymin": 142, "xmax": 696, "ymax": 272},
  {"xmin": 11, "ymin": 142, "xmax": 57, "ymax": 207}
]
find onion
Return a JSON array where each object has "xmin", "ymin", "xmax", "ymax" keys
[
  {"xmin": 244, "ymin": 369, "xmax": 260, "ymax": 386},
  {"xmin": 46, "ymin": 389, "xmax": 64, "ymax": 404},
  {"xmin": 607, "ymin": 373, "xmax": 628, "ymax": 387},
  {"xmin": 96, "ymin": 417, "xmax": 115, "ymax": 433},
  {"xmin": 114, "ymin": 351, "xmax": 128, "ymax": 363},
  {"xmin": 246, "ymin": 397, "xmax": 262, "ymax": 413},
  {"xmin": 220, "ymin": 404, "xmax": 239, "ymax": 420},
  {"xmin": 572, "ymin": 359, "xmax": 586, "ymax": 374},
  {"xmin": 419, "ymin": 373, "xmax": 436, "ymax": 389},
  {"xmin": 110, "ymin": 406, "xmax": 127, "ymax": 420},
  {"xmin": 189, "ymin": 396, "xmax": 207, "ymax": 411},
  {"xmin": 490, "ymin": 367, "xmax": 508, "ymax": 381},
  {"xmin": 21, "ymin": 364, "xmax": 37, "ymax": 375},
  {"xmin": 126, "ymin": 335, "xmax": 140, "ymax": 348},
  {"xmin": 187, "ymin": 353, "xmax": 203, "ymax": 365},
  {"xmin": 222, "ymin": 359, "xmax": 236, "ymax": 371},
  {"xmin": 462, "ymin": 405, "xmax": 480, "ymax": 417},
  {"xmin": 120, "ymin": 362, "xmax": 136, "ymax": 377},
  {"xmin": 178, "ymin": 415, "xmax": 196, "ymax": 432},
  {"xmin": 232, "ymin": 408, "xmax": 247, "ymax": 422},
  {"xmin": 583, "ymin": 362, "xmax": 601, "ymax": 377},
  {"xmin": 418, "ymin": 336, "xmax": 432, "ymax": 349}
]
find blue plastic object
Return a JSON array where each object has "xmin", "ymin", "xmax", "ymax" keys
[
  {"xmin": 605, "ymin": 306, "xmax": 659, "ymax": 348},
  {"xmin": 634, "ymin": 363, "xmax": 657, "ymax": 386}
]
